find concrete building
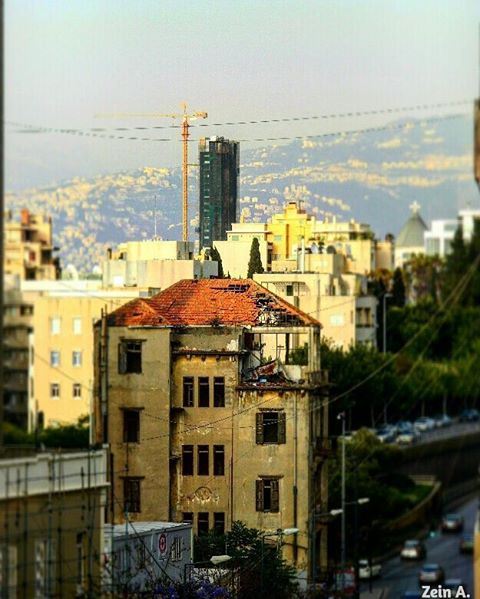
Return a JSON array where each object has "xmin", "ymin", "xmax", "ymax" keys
[
  {"xmin": 93, "ymin": 279, "xmax": 330, "ymax": 584},
  {"xmin": 424, "ymin": 218, "xmax": 458, "ymax": 257},
  {"xmin": 3, "ymin": 277, "xmax": 33, "ymax": 429},
  {"xmin": 0, "ymin": 449, "xmax": 107, "ymax": 597},
  {"xmin": 199, "ymin": 137, "xmax": 239, "ymax": 249},
  {"xmin": 394, "ymin": 202, "xmax": 428, "ymax": 268},
  {"xmin": 4, "ymin": 209, "xmax": 60, "ymax": 281},
  {"xmin": 102, "ymin": 240, "xmax": 218, "ymax": 291}
]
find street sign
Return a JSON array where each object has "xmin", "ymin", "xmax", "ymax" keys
[{"xmin": 158, "ymin": 533, "xmax": 167, "ymax": 556}]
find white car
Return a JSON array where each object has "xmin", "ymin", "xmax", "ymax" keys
[
  {"xmin": 396, "ymin": 430, "xmax": 420, "ymax": 445},
  {"xmin": 359, "ymin": 559, "xmax": 381, "ymax": 580},
  {"xmin": 413, "ymin": 417, "xmax": 435, "ymax": 432}
]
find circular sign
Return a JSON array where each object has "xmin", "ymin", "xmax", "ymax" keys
[{"xmin": 158, "ymin": 533, "xmax": 167, "ymax": 555}]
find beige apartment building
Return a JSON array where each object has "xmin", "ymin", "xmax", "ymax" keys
[
  {"xmin": 4, "ymin": 209, "xmax": 60, "ymax": 280},
  {"xmin": 93, "ymin": 279, "xmax": 330, "ymax": 584},
  {"xmin": 0, "ymin": 450, "xmax": 107, "ymax": 598},
  {"xmin": 28, "ymin": 285, "xmax": 140, "ymax": 430}
]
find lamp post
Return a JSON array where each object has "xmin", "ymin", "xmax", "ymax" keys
[
  {"xmin": 337, "ymin": 411, "xmax": 347, "ymax": 591},
  {"xmin": 382, "ymin": 292, "xmax": 392, "ymax": 424},
  {"xmin": 261, "ymin": 527, "xmax": 299, "ymax": 595},
  {"xmin": 311, "ymin": 509, "xmax": 342, "ymax": 588}
]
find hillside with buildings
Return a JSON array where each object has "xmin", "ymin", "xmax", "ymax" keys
[{"xmin": 4, "ymin": 114, "xmax": 477, "ymax": 273}]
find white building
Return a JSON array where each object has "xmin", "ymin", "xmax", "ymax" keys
[{"xmin": 424, "ymin": 209, "xmax": 480, "ymax": 258}]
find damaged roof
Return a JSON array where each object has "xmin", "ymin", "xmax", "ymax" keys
[{"xmin": 107, "ymin": 279, "xmax": 320, "ymax": 328}]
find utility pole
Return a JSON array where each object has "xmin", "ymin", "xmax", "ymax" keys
[{"xmin": 338, "ymin": 412, "xmax": 346, "ymax": 591}]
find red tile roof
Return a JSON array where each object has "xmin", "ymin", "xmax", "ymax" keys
[{"xmin": 107, "ymin": 279, "xmax": 320, "ymax": 328}]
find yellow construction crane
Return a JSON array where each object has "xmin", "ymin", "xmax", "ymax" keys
[{"xmin": 96, "ymin": 103, "xmax": 208, "ymax": 241}]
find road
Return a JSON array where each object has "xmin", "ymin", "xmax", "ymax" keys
[
  {"xmin": 413, "ymin": 421, "xmax": 480, "ymax": 446},
  {"xmin": 361, "ymin": 495, "xmax": 476, "ymax": 598}
]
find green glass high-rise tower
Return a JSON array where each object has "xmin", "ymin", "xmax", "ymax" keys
[{"xmin": 199, "ymin": 136, "xmax": 239, "ymax": 249}]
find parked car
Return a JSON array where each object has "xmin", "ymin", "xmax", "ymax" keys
[
  {"xmin": 459, "ymin": 535, "xmax": 474, "ymax": 554},
  {"xmin": 358, "ymin": 559, "xmax": 381, "ymax": 580},
  {"xmin": 441, "ymin": 513, "xmax": 464, "ymax": 533},
  {"xmin": 433, "ymin": 414, "xmax": 452, "ymax": 428},
  {"xmin": 396, "ymin": 429, "xmax": 420, "ymax": 445},
  {"xmin": 401, "ymin": 540, "xmax": 426, "ymax": 560},
  {"xmin": 376, "ymin": 427, "xmax": 396, "ymax": 443},
  {"xmin": 418, "ymin": 563, "xmax": 445, "ymax": 585},
  {"xmin": 459, "ymin": 408, "xmax": 480, "ymax": 422},
  {"xmin": 413, "ymin": 417, "xmax": 435, "ymax": 432},
  {"xmin": 396, "ymin": 420, "xmax": 414, "ymax": 433}
]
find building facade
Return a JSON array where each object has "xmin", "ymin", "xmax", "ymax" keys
[
  {"xmin": 199, "ymin": 137, "xmax": 239, "ymax": 249},
  {"xmin": 394, "ymin": 202, "xmax": 428, "ymax": 268},
  {"xmin": 4, "ymin": 209, "xmax": 60, "ymax": 281},
  {"xmin": 94, "ymin": 279, "xmax": 329, "ymax": 584},
  {"xmin": 0, "ymin": 450, "xmax": 107, "ymax": 598}
]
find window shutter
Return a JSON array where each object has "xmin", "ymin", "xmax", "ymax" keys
[
  {"xmin": 255, "ymin": 480, "xmax": 264, "ymax": 512},
  {"xmin": 278, "ymin": 412, "xmax": 286, "ymax": 444},
  {"xmin": 256, "ymin": 413, "xmax": 264, "ymax": 444},
  {"xmin": 118, "ymin": 343, "xmax": 127, "ymax": 374},
  {"xmin": 271, "ymin": 479, "xmax": 279, "ymax": 512}
]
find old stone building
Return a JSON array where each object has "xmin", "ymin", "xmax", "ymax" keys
[{"xmin": 94, "ymin": 278, "xmax": 329, "ymax": 583}]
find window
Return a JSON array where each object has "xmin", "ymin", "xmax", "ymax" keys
[
  {"xmin": 182, "ymin": 512, "xmax": 193, "ymax": 524},
  {"xmin": 73, "ymin": 317, "xmax": 82, "ymax": 335},
  {"xmin": 73, "ymin": 384, "xmax": 82, "ymax": 399},
  {"xmin": 50, "ymin": 317, "xmax": 61, "ymax": 335},
  {"xmin": 35, "ymin": 539, "xmax": 55, "ymax": 598},
  {"xmin": 198, "ymin": 377, "xmax": 209, "ymax": 407},
  {"xmin": 256, "ymin": 411, "xmax": 286, "ymax": 444},
  {"xmin": 198, "ymin": 513, "xmax": 209, "ymax": 536},
  {"xmin": 213, "ymin": 445, "xmax": 225, "ymax": 476},
  {"xmin": 72, "ymin": 351, "xmax": 82, "ymax": 367},
  {"xmin": 213, "ymin": 377, "xmax": 225, "ymax": 407},
  {"xmin": 214, "ymin": 513, "xmax": 225, "ymax": 535},
  {"xmin": 50, "ymin": 383, "xmax": 60, "ymax": 399},
  {"xmin": 123, "ymin": 409, "xmax": 140, "ymax": 443},
  {"xmin": 256, "ymin": 478, "xmax": 280, "ymax": 512},
  {"xmin": 286, "ymin": 284, "xmax": 294, "ymax": 297},
  {"xmin": 183, "ymin": 377, "xmax": 194, "ymax": 407},
  {"xmin": 0, "ymin": 545, "xmax": 17, "ymax": 596},
  {"xmin": 170, "ymin": 536, "xmax": 182, "ymax": 561},
  {"xmin": 118, "ymin": 341, "xmax": 142, "ymax": 374},
  {"xmin": 50, "ymin": 351, "xmax": 60, "ymax": 367},
  {"xmin": 123, "ymin": 478, "xmax": 141, "ymax": 513},
  {"xmin": 182, "ymin": 445, "xmax": 194, "ymax": 476},
  {"xmin": 198, "ymin": 445, "xmax": 209, "ymax": 475}
]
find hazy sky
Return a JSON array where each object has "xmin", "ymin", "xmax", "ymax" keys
[{"xmin": 5, "ymin": 0, "xmax": 480, "ymax": 190}]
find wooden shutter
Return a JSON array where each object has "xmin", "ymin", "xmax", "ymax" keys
[
  {"xmin": 278, "ymin": 412, "xmax": 286, "ymax": 444},
  {"xmin": 271, "ymin": 479, "xmax": 279, "ymax": 512},
  {"xmin": 118, "ymin": 342, "xmax": 127, "ymax": 374},
  {"xmin": 256, "ymin": 413, "xmax": 264, "ymax": 444},
  {"xmin": 255, "ymin": 480, "xmax": 264, "ymax": 512}
]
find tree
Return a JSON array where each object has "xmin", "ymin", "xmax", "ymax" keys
[
  {"xmin": 247, "ymin": 238, "xmax": 264, "ymax": 278},
  {"xmin": 391, "ymin": 267, "xmax": 406, "ymax": 307},
  {"xmin": 210, "ymin": 246, "xmax": 225, "ymax": 278}
]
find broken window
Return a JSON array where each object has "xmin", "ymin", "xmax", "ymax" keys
[
  {"xmin": 183, "ymin": 377, "xmax": 194, "ymax": 407},
  {"xmin": 256, "ymin": 478, "xmax": 280, "ymax": 513},
  {"xmin": 213, "ymin": 445, "xmax": 225, "ymax": 476},
  {"xmin": 213, "ymin": 377, "xmax": 225, "ymax": 407},
  {"xmin": 118, "ymin": 341, "xmax": 142, "ymax": 374},
  {"xmin": 182, "ymin": 445, "xmax": 194, "ymax": 476},
  {"xmin": 198, "ymin": 512, "xmax": 209, "ymax": 536},
  {"xmin": 123, "ymin": 478, "xmax": 141, "ymax": 513},
  {"xmin": 214, "ymin": 512, "xmax": 225, "ymax": 535},
  {"xmin": 256, "ymin": 411, "xmax": 286, "ymax": 444},
  {"xmin": 198, "ymin": 445, "xmax": 209, "ymax": 475},
  {"xmin": 123, "ymin": 409, "xmax": 140, "ymax": 443},
  {"xmin": 198, "ymin": 377, "xmax": 209, "ymax": 407}
]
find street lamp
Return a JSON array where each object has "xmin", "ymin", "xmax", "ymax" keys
[
  {"xmin": 261, "ymin": 528, "xmax": 299, "ymax": 594},
  {"xmin": 210, "ymin": 555, "xmax": 232, "ymax": 566}
]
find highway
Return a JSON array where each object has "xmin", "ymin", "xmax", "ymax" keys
[{"xmin": 361, "ymin": 495, "xmax": 476, "ymax": 598}]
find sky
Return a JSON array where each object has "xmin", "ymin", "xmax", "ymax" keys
[{"xmin": 5, "ymin": 0, "xmax": 480, "ymax": 190}]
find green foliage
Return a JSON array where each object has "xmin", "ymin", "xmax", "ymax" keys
[
  {"xmin": 3, "ymin": 416, "xmax": 90, "ymax": 449},
  {"xmin": 288, "ymin": 343, "xmax": 308, "ymax": 365},
  {"xmin": 210, "ymin": 246, "xmax": 225, "ymax": 278},
  {"xmin": 442, "ymin": 219, "xmax": 480, "ymax": 306},
  {"xmin": 194, "ymin": 522, "xmax": 299, "ymax": 599},
  {"xmin": 392, "ymin": 267, "xmax": 406, "ymax": 307},
  {"xmin": 247, "ymin": 237, "xmax": 264, "ymax": 279}
]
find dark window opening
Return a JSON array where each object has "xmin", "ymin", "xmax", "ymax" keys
[
  {"xmin": 256, "ymin": 478, "xmax": 279, "ymax": 513},
  {"xmin": 123, "ymin": 409, "xmax": 140, "ymax": 443},
  {"xmin": 214, "ymin": 512, "xmax": 225, "ymax": 535},
  {"xmin": 124, "ymin": 478, "xmax": 141, "ymax": 513},
  {"xmin": 213, "ymin": 377, "xmax": 225, "ymax": 407},
  {"xmin": 182, "ymin": 445, "xmax": 194, "ymax": 476},
  {"xmin": 213, "ymin": 445, "xmax": 225, "ymax": 476},
  {"xmin": 198, "ymin": 512, "xmax": 209, "ymax": 536},
  {"xmin": 198, "ymin": 377, "xmax": 209, "ymax": 407},
  {"xmin": 286, "ymin": 284, "xmax": 294, "ymax": 297},
  {"xmin": 183, "ymin": 377, "xmax": 194, "ymax": 407},
  {"xmin": 256, "ymin": 411, "xmax": 286, "ymax": 444},
  {"xmin": 198, "ymin": 445, "xmax": 209, "ymax": 475},
  {"xmin": 118, "ymin": 341, "xmax": 142, "ymax": 374},
  {"xmin": 182, "ymin": 512, "xmax": 193, "ymax": 524}
]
